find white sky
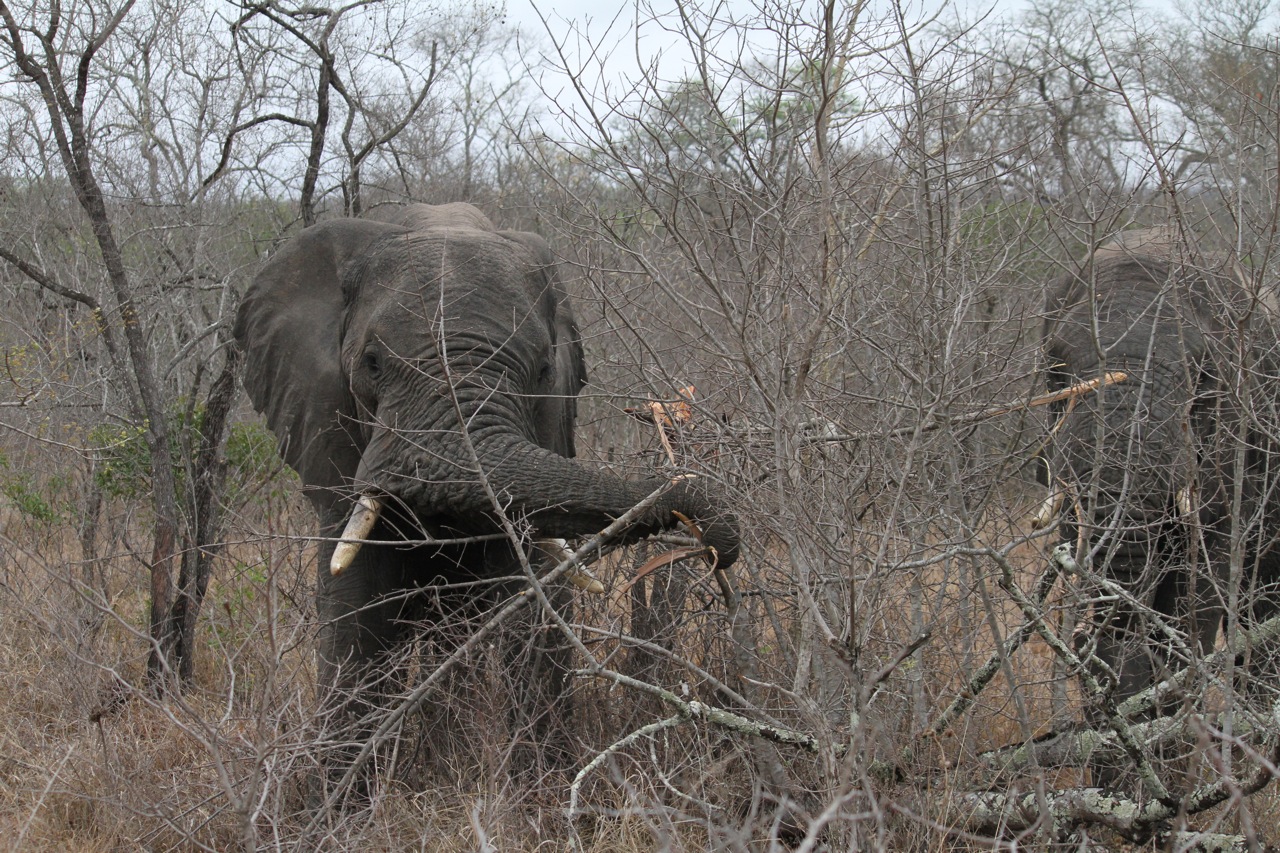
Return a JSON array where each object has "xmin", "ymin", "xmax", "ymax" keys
[
  {"xmin": 499, "ymin": 0, "xmax": 1038, "ymax": 135},
  {"xmin": 502, "ymin": 0, "xmax": 1048, "ymax": 92},
  {"xmin": 497, "ymin": 0, "xmax": 1193, "ymax": 124},
  {"xmin": 505, "ymin": 0, "xmax": 1181, "ymax": 57},
  {"xmin": 508, "ymin": 0, "xmax": 1030, "ymax": 48}
]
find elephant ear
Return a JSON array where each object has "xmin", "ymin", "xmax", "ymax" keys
[
  {"xmin": 499, "ymin": 229, "xmax": 587, "ymax": 459},
  {"xmin": 550, "ymin": 295, "xmax": 588, "ymax": 458},
  {"xmin": 234, "ymin": 219, "xmax": 407, "ymax": 498}
]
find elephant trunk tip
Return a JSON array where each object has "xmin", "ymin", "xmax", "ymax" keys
[{"xmin": 670, "ymin": 504, "xmax": 740, "ymax": 569}]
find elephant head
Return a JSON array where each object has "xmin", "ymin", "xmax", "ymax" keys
[
  {"xmin": 234, "ymin": 203, "xmax": 739, "ymax": 745},
  {"xmin": 1038, "ymin": 228, "xmax": 1277, "ymax": 735},
  {"xmin": 1041, "ymin": 229, "xmax": 1267, "ymax": 553}
]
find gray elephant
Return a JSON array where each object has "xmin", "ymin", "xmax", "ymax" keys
[
  {"xmin": 1038, "ymin": 229, "xmax": 1280, "ymax": 747},
  {"xmin": 234, "ymin": 203, "xmax": 739, "ymax": 774}
]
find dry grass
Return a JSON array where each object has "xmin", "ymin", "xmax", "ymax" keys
[
  {"xmin": 0, "ymin": 495, "xmax": 760, "ymax": 851},
  {"xmin": 1, "ymin": 470, "xmax": 1277, "ymax": 852}
]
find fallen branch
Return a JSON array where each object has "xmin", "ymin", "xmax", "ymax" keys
[
  {"xmin": 1116, "ymin": 611, "xmax": 1280, "ymax": 722},
  {"xmin": 977, "ymin": 707, "xmax": 1225, "ymax": 788},
  {"xmin": 952, "ymin": 786, "xmax": 1254, "ymax": 850},
  {"xmin": 956, "ymin": 697, "xmax": 1280, "ymax": 846},
  {"xmin": 976, "ymin": 611, "xmax": 1280, "ymax": 782}
]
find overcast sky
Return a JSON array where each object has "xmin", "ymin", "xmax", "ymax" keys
[
  {"xmin": 495, "ymin": 0, "xmax": 1042, "ymax": 135},
  {"xmin": 499, "ymin": 0, "xmax": 1052, "ymax": 89},
  {"xmin": 506, "ymin": 0, "xmax": 1032, "ymax": 45}
]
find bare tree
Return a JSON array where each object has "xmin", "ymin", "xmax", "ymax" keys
[
  {"xmin": 5, "ymin": 0, "xmax": 1280, "ymax": 848},
  {"xmin": 525, "ymin": 0, "xmax": 1280, "ymax": 848},
  {"xmin": 0, "ymin": 0, "xmax": 219, "ymax": 685}
]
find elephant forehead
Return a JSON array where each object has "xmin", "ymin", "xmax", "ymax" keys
[
  {"xmin": 359, "ymin": 287, "xmax": 551, "ymax": 349},
  {"xmin": 369, "ymin": 238, "xmax": 543, "ymax": 308},
  {"xmin": 359, "ymin": 230, "xmax": 534, "ymax": 290},
  {"xmin": 361, "ymin": 285, "xmax": 523, "ymax": 326}
]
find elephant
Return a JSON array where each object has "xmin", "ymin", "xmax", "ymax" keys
[
  {"xmin": 1037, "ymin": 228, "xmax": 1280, "ymax": 777},
  {"xmin": 233, "ymin": 202, "xmax": 739, "ymax": 779}
]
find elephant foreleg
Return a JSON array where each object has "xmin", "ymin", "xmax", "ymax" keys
[{"xmin": 313, "ymin": 528, "xmax": 419, "ymax": 794}]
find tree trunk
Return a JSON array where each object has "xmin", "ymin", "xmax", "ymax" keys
[
  {"xmin": 171, "ymin": 344, "xmax": 242, "ymax": 683},
  {"xmin": 0, "ymin": 7, "xmax": 187, "ymax": 687}
]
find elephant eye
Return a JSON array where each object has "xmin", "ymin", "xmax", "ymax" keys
[
  {"xmin": 537, "ymin": 361, "xmax": 554, "ymax": 386},
  {"xmin": 361, "ymin": 347, "xmax": 383, "ymax": 379}
]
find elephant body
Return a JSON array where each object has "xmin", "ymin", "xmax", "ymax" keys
[
  {"xmin": 234, "ymin": 203, "xmax": 739, "ymax": 776},
  {"xmin": 1039, "ymin": 229, "xmax": 1280, "ymax": 736}
]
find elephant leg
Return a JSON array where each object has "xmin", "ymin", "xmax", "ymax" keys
[
  {"xmin": 390, "ymin": 568, "xmax": 499, "ymax": 784},
  {"xmin": 1087, "ymin": 558, "xmax": 1226, "ymax": 791},
  {"xmin": 621, "ymin": 541, "xmax": 688, "ymax": 731},
  {"xmin": 1159, "ymin": 563, "xmax": 1224, "ymax": 661},
  {"xmin": 313, "ymin": 528, "xmax": 419, "ymax": 794},
  {"xmin": 1082, "ymin": 558, "xmax": 1164, "ymax": 790},
  {"xmin": 1236, "ymin": 550, "xmax": 1280, "ymax": 710},
  {"xmin": 488, "ymin": 541, "xmax": 575, "ymax": 779},
  {"xmin": 1090, "ymin": 604, "xmax": 1157, "ymax": 703},
  {"xmin": 1145, "ymin": 563, "xmax": 1229, "ymax": 792},
  {"xmin": 1085, "ymin": 606, "xmax": 1155, "ymax": 790}
]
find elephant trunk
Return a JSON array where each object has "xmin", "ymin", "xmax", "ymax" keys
[
  {"xmin": 474, "ymin": 432, "xmax": 738, "ymax": 561},
  {"xmin": 329, "ymin": 495, "xmax": 606, "ymax": 592},
  {"xmin": 339, "ymin": 426, "xmax": 740, "ymax": 573}
]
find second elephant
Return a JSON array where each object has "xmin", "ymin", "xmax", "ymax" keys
[{"xmin": 1039, "ymin": 229, "xmax": 1280, "ymax": 722}]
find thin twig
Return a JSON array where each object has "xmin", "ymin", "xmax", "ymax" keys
[{"xmin": 568, "ymin": 714, "xmax": 684, "ymax": 817}]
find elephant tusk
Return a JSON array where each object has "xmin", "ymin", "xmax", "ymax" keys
[
  {"xmin": 1177, "ymin": 485, "xmax": 1196, "ymax": 518},
  {"xmin": 330, "ymin": 494, "xmax": 384, "ymax": 576},
  {"xmin": 536, "ymin": 538, "xmax": 606, "ymax": 595},
  {"xmin": 1032, "ymin": 485, "xmax": 1064, "ymax": 530}
]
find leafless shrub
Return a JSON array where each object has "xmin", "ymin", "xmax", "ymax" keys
[{"xmin": 4, "ymin": 0, "xmax": 1280, "ymax": 850}]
